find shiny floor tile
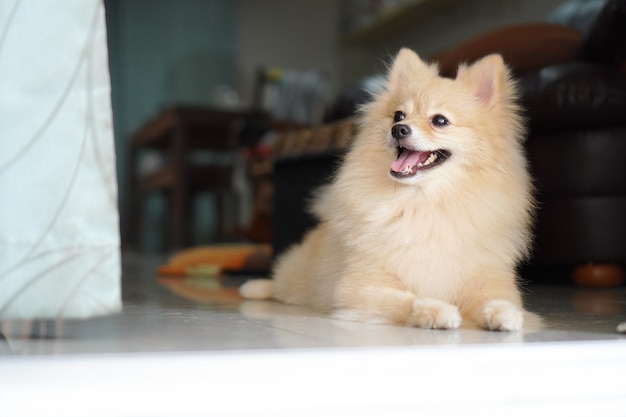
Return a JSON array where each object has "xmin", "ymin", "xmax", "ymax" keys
[
  {"xmin": 1, "ymin": 255, "xmax": 624, "ymax": 355},
  {"xmin": 1, "ymin": 255, "xmax": 626, "ymax": 417}
]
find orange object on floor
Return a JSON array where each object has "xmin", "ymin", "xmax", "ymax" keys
[{"xmin": 157, "ymin": 244, "xmax": 272, "ymax": 276}]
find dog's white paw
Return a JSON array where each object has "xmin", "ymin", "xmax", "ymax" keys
[
  {"xmin": 408, "ymin": 298, "xmax": 461, "ymax": 330},
  {"xmin": 480, "ymin": 299, "xmax": 524, "ymax": 331},
  {"xmin": 239, "ymin": 279, "xmax": 274, "ymax": 300}
]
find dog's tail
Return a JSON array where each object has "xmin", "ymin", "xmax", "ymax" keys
[{"xmin": 239, "ymin": 279, "xmax": 275, "ymax": 300}]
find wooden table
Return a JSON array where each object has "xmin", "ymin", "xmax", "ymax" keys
[{"xmin": 127, "ymin": 106, "xmax": 266, "ymax": 250}]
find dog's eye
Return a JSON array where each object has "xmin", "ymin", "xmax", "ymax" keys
[
  {"xmin": 393, "ymin": 111, "xmax": 405, "ymax": 123},
  {"xmin": 431, "ymin": 114, "xmax": 449, "ymax": 127}
]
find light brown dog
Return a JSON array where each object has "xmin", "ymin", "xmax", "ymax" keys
[{"xmin": 241, "ymin": 48, "xmax": 535, "ymax": 331}]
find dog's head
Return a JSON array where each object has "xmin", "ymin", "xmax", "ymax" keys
[{"xmin": 362, "ymin": 48, "xmax": 523, "ymax": 186}]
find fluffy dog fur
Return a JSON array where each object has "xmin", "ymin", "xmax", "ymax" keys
[{"xmin": 240, "ymin": 48, "xmax": 535, "ymax": 331}]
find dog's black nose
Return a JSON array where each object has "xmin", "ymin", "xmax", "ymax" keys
[{"xmin": 391, "ymin": 123, "xmax": 411, "ymax": 140}]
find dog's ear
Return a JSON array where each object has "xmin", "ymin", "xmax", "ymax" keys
[
  {"xmin": 387, "ymin": 48, "xmax": 430, "ymax": 87},
  {"xmin": 457, "ymin": 54, "xmax": 508, "ymax": 107}
]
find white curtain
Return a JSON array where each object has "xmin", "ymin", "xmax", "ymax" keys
[{"xmin": 0, "ymin": 0, "xmax": 122, "ymax": 319}]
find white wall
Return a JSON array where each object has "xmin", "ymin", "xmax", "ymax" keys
[{"xmin": 235, "ymin": 0, "xmax": 341, "ymax": 108}]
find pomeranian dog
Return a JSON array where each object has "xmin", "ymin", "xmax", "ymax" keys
[{"xmin": 240, "ymin": 48, "xmax": 535, "ymax": 331}]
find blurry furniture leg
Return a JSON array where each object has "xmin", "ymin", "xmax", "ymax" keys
[{"xmin": 171, "ymin": 119, "xmax": 190, "ymax": 249}]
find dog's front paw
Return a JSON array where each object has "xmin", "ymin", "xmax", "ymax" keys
[
  {"xmin": 479, "ymin": 299, "xmax": 524, "ymax": 331},
  {"xmin": 408, "ymin": 298, "xmax": 461, "ymax": 330}
]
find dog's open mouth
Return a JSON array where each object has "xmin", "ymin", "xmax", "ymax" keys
[{"xmin": 390, "ymin": 147, "xmax": 450, "ymax": 178}]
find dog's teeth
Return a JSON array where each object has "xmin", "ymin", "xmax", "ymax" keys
[{"xmin": 419, "ymin": 152, "xmax": 438, "ymax": 167}]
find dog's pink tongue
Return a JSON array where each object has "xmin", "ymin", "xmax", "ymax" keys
[{"xmin": 391, "ymin": 149, "xmax": 426, "ymax": 173}]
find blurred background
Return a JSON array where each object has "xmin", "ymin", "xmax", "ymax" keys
[{"xmin": 105, "ymin": 0, "xmax": 625, "ymax": 290}]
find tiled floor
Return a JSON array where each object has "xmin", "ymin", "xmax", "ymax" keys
[{"xmin": 1, "ymin": 254, "xmax": 626, "ymax": 416}]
